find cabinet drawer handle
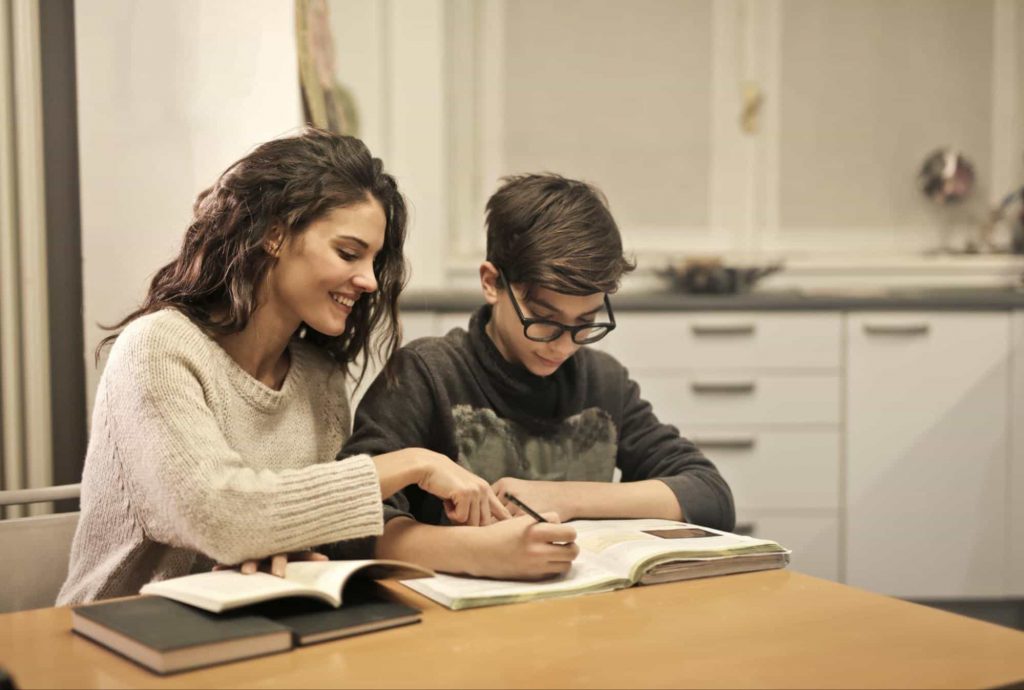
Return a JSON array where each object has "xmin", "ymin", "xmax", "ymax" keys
[
  {"xmin": 691, "ymin": 381, "xmax": 756, "ymax": 394},
  {"xmin": 734, "ymin": 522, "xmax": 757, "ymax": 537},
  {"xmin": 692, "ymin": 435, "xmax": 756, "ymax": 450},
  {"xmin": 863, "ymin": 323, "xmax": 930, "ymax": 336},
  {"xmin": 691, "ymin": 323, "xmax": 756, "ymax": 336}
]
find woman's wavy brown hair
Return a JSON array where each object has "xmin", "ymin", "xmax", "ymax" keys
[{"xmin": 99, "ymin": 128, "xmax": 408, "ymax": 383}]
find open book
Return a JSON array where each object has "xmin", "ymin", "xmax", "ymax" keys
[
  {"xmin": 402, "ymin": 519, "xmax": 790, "ymax": 610},
  {"xmin": 140, "ymin": 559, "xmax": 433, "ymax": 613}
]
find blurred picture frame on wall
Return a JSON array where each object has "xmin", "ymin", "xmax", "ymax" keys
[{"xmin": 296, "ymin": 0, "xmax": 360, "ymax": 136}]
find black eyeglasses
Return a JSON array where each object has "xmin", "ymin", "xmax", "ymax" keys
[{"xmin": 497, "ymin": 268, "xmax": 616, "ymax": 344}]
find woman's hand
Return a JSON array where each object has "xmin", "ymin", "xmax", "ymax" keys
[
  {"xmin": 461, "ymin": 513, "xmax": 579, "ymax": 580},
  {"xmin": 373, "ymin": 448, "xmax": 511, "ymax": 526},
  {"xmin": 213, "ymin": 550, "xmax": 328, "ymax": 578},
  {"xmin": 417, "ymin": 454, "xmax": 512, "ymax": 526},
  {"xmin": 492, "ymin": 477, "xmax": 575, "ymax": 521}
]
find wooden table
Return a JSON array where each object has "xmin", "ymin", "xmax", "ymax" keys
[{"xmin": 1, "ymin": 571, "xmax": 1022, "ymax": 689}]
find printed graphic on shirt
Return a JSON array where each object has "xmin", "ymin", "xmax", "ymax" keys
[{"xmin": 451, "ymin": 405, "xmax": 618, "ymax": 483}]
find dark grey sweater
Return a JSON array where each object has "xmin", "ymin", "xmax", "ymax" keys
[{"xmin": 340, "ymin": 305, "xmax": 735, "ymax": 531}]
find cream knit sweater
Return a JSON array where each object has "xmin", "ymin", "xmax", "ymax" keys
[{"xmin": 58, "ymin": 309, "xmax": 383, "ymax": 605}]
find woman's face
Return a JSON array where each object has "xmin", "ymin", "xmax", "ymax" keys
[{"xmin": 266, "ymin": 197, "xmax": 386, "ymax": 337}]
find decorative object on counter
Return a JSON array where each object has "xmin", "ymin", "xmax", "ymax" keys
[
  {"xmin": 918, "ymin": 148, "xmax": 1024, "ymax": 255},
  {"xmin": 991, "ymin": 185, "xmax": 1024, "ymax": 254},
  {"xmin": 918, "ymin": 149, "xmax": 975, "ymax": 205},
  {"xmin": 656, "ymin": 258, "xmax": 784, "ymax": 295}
]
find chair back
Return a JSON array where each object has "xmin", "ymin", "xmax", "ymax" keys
[{"xmin": 0, "ymin": 485, "xmax": 80, "ymax": 613}]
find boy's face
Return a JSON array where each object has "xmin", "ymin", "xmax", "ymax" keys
[{"xmin": 480, "ymin": 262, "xmax": 607, "ymax": 377}]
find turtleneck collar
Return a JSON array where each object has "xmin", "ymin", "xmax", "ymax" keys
[{"xmin": 466, "ymin": 304, "xmax": 585, "ymax": 428}]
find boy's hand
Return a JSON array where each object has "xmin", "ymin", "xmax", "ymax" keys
[
  {"xmin": 463, "ymin": 514, "xmax": 579, "ymax": 580},
  {"xmin": 492, "ymin": 477, "xmax": 575, "ymax": 521}
]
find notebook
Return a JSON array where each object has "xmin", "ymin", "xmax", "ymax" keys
[{"xmin": 71, "ymin": 597, "xmax": 291, "ymax": 674}]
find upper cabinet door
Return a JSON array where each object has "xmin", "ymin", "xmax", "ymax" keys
[
  {"xmin": 845, "ymin": 312, "xmax": 1010, "ymax": 598},
  {"xmin": 762, "ymin": 0, "xmax": 999, "ymax": 254},
  {"xmin": 445, "ymin": 0, "xmax": 1019, "ymax": 268},
  {"xmin": 447, "ymin": 0, "xmax": 742, "ymax": 265}
]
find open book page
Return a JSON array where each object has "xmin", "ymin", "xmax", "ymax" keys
[
  {"xmin": 140, "ymin": 559, "xmax": 434, "ymax": 613},
  {"xmin": 401, "ymin": 557, "xmax": 626, "ymax": 611},
  {"xmin": 280, "ymin": 560, "xmax": 432, "ymax": 607},
  {"xmin": 140, "ymin": 571, "xmax": 325, "ymax": 613},
  {"xmin": 402, "ymin": 518, "xmax": 790, "ymax": 610},
  {"xmin": 571, "ymin": 519, "xmax": 790, "ymax": 583}
]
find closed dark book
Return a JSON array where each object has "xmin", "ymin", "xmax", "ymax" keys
[
  {"xmin": 253, "ymin": 581, "xmax": 422, "ymax": 645},
  {"xmin": 71, "ymin": 597, "xmax": 292, "ymax": 674}
]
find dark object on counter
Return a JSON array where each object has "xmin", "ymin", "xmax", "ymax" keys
[
  {"xmin": 0, "ymin": 667, "xmax": 17, "ymax": 690},
  {"xmin": 1000, "ymin": 185, "xmax": 1024, "ymax": 254},
  {"xmin": 657, "ymin": 259, "xmax": 784, "ymax": 294}
]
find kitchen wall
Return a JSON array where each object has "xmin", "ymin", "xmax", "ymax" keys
[
  {"xmin": 76, "ymin": 0, "xmax": 302, "ymax": 413},
  {"xmin": 331, "ymin": 0, "xmax": 1024, "ymax": 286},
  {"xmin": 75, "ymin": 0, "xmax": 1024, "ymax": 411}
]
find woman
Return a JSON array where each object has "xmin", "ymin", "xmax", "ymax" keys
[{"xmin": 59, "ymin": 129, "xmax": 507, "ymax": 605}]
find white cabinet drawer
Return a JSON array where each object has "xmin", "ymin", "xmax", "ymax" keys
[
  {"xmin": 689, "ymin": 429, "xmax": 839, "ymax": 511},
  {"xmin": 638, "ymin": 374, "xmax": 841, "ymax": 426},
  {"xmin": 605, "ymin": 312, "xmax": 841, "ymax": 370},
  {"xmin": 736, "ymin": 513, "xmax": 839, "ymax": 582}
]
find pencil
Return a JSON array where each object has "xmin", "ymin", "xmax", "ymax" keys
[{"xmin": 505, "ymin": 493, "xmax": 548, "ymax": 523}]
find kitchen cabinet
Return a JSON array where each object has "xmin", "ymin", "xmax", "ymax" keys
[
  {"xmin": 846, "ymin": 312, "xmax": 1010, "ymax": 598},
  {"xmin": 386, "ymin": 304, "xmax": 1021, "ymax": 598},
  {"xmin": 605, "ymin": 312, "xmax": 843, "ymax": 581},
  {"xmin": 441, "ymin": 0, "xmax": 1016, "ymax": 262}
]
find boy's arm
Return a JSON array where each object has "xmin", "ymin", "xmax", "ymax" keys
[
  {"xmin": 492, "ymin": 476, "xmax": 683, "ymax": 522},
  {"xmin": 613, "ymin": 372, "xmax": 735, "ymax": 530},
  {"xmin": 321, "ymin": 348, "xmax": 447, "ymax": 559},
  {"xmin": 493, "ymin": 367, "xmax": 735, "ymax": 530},
  {"xmin": 341, "ymin": 347, "xmax": 441, "ymax": 461}
]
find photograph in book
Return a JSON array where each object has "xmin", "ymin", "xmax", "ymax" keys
[{"xmin": 402, "ymin": 518, "xmax": 790, "ymax": 610}]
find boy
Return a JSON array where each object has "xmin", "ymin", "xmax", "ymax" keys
[{"xmin": 340, "ymin": 174, "xmax": 734, "ymax": 579}]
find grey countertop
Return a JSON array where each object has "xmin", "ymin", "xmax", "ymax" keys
[{"xmin": 400, "ymin": 287, "xmax": 1024, "ymax": 312}]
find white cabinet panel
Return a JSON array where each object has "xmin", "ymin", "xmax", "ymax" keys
[
  {"xmin": 737, "ymin": 513, "xmax": 839, "ymax": 582},
  {"xmin": 1011, "ymin": 312, "xmax": 1024, "ymax": 597},
  {"xmin": 777, "ymin": 1, "xmax": 993, "ymax": 228},
  {"xmin": 401, "ymin": 312, "xmax": 440, "ymax": 344},
  {"xmin": 606, "ymin": 313, "xmax": 841, "ymax": 371},
  {"xmin": 689, "ymin": 429, "xmax": 839, "ymax": 511},
  {"xmin": 846, "ymin": 312, "xmax": 1010, "ymax": 598},
  {"xmin": 637, "ymin": 373, "xmax": 840, "ymax": 426},
  {"xmin": 499, "ymin": 0, "xmax": 716, "ymax": 250},
  {"xmin": 437, "ymin": 312, "xmax": 474, "ymax": 336}
]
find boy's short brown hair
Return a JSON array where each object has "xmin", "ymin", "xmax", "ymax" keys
[{"xmin": 485, "ymin": 173, "xmax": 635, "ymax": 296}]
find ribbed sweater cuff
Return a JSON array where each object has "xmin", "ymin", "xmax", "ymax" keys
[{"xmin": 265, "ymin": 454, "xmax": 384, "ymax": 551}]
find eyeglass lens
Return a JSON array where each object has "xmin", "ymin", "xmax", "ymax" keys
[{"xmin": 524, "ymin": 322, "xmax": 611, "ymax": 344}]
